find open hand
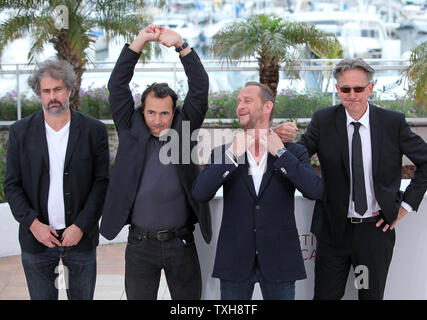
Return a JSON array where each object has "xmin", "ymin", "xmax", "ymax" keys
[{"xmin": 373, "ymin": 206, "xmax": 408, "ymax": 232}]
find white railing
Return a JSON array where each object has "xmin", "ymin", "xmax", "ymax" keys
[{"xmin": 0, "ymin": 58, "xmax": 410, "ymax": 121}]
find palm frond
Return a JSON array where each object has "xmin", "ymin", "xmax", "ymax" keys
[
  {"xmin": 404, "ymin": 41, "xmax": 427, "ymax": 108},
  {"xmin": 0, "ymin": 13, "xmax": 39, "ymax": 59}
]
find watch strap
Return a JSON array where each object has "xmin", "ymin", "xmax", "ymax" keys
[{"xmin": 175, "ymin": 41, "xmax": 189, "ymax": 52}]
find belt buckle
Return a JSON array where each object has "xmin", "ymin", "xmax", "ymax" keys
[
  {"xmin": 350, "ymin": 217, "xmax": 363, "ymax": 224},
  {"xmin": 157, "ymin": 230, "xmax": 170, "ymax": 241}
]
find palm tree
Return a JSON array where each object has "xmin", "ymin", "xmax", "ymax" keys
[
  {"xmin": 211, "ymin": 14, "xmax": 339, "ymax": 96},
  {"xmin": 0, "ymin": 0, "xmax": 160, "ymax": 109},
  {"xmin": 404, "ymin": 41, "xmax": 427, "ymax": 109}
]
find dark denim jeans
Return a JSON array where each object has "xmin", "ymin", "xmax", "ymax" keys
[
  {"xmin": 125, "ymin": 227, "xmax": 202, "ymax": 300},
  {"xmin": 21, "ymin": 246, "xmax": 97, "ymax": 300},
  {"xmin": 220, "ymin": 259, "xmax": 296, "ymax": 300}
]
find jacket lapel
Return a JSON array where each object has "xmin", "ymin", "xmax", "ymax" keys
[
  {"xmin": 369, "ymin": 103, "xmax": 382, "ymax": 177},
  {"xmin": 257, "ymin": 154, "xmax": 275, "ymax": 199},
  {"xmin": 241, "ymin": 155, "xmax": 257, "ymax": 200},
  {"xmin": 64, "ymin": 110, "xmax": 80, "ymax": 168},
  {"xmin": 34, "ymin": 111, "xmax": 50, "ymax": 170},
  {"xmin": 335, "ymin": 105, "xmax": 350, "ymax": 179}
]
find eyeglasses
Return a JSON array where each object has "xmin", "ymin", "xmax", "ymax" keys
[{"xmin": 338, "ymin": 84, "xmax": 370, "ymax": 93}]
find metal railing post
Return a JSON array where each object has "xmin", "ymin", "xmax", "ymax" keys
[
  {"xmin": 16, "ymin": 65, "xmax": 22, "ymax": 120},
  {"xmin": 173, "ymin": 62, "xmax": 177, "ymax": 91},
  {"xmin": 331, "ymin": 63, "xmax": 336, "ymax": 105}
]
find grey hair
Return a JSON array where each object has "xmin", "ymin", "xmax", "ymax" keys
[
  {"xmin": 27, "ymin": 59, "xmax": 77, "ymax": 96},
  {"xmin": 333, "ymin": 58, "xmax": 375, "ymax": 83}
]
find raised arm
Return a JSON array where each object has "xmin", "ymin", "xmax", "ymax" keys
[{"xmin": 108, "ymin": 26, "xmax": 162, "ymax": 131}]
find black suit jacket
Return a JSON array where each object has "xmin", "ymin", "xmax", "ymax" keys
[
  {"xmin": 100, "ymin": 45, "xmax": 212, "ymax": 243},
  {"xmin": 299, "ymin": 103, "xmax": 427, "ymax": 243},
  {"xmin": 3, "ymin": 110, "xmax": 110, "ymax": 253},
  {"xmin": 299, "ymin": 104, "xmax": 427, "ymax": 241}
]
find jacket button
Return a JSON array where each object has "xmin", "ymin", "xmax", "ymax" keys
[{"xmin": 255, "ymin": 205, "xmax": 260, "ymax": 210}]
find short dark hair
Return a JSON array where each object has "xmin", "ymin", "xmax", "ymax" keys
[
  {"xmin": 140, "ymin": 82, "xmax": 178, "ymax": 113},
  {"xmin": 27, "ymin": 59, "xmax": 77, "ymax": 96}
]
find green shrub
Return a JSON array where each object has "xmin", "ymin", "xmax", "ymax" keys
[
  {"xmin": 1, "ymin": 86, "xmax": 426, "ymax": 122},
  {"xmin": 78, "ymin": 85, "xmax": 111, "ymax": 119},
  {"xmin": 0, "ymin": 143, "xmax": 6, "ymax": 203}
]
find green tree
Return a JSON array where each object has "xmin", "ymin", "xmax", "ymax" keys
[
  {"xmin": 0, "ymin": 0, "xmax": 161, "ymax": 110},
  {"xmin": 404, "ymin": 41, "xmax": 427, "ymax": 109},
  {"xmin": 211, "ymin": 14, "xmax": 339, "ymax": 96}
]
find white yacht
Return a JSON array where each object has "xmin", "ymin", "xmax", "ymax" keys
[{"xmin": 286, "ymin": 11, "xmax": 396, "ymax": 59}]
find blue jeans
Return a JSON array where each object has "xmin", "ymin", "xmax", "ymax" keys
[
  {"xmin": 21, "ymin": 246, "xmax": 97, "ymax": 300},
  {"xmin": 220, "ymin": 259, "xmax": 296, "ymax": 300}
]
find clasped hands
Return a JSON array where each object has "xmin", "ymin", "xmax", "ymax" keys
[
  {"xmin": 138, "ymin": 24, "xmax": 184, "ymax": 49},
  {"xmin": 29, "ymin": 218, "xmax": 83, "ymax": 248}
]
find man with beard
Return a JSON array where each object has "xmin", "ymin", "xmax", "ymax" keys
[
  {"xmin": 3, "ymin": 59, "xmax": 110, "ymax": 300},
  {"xmin": 192, "ymin": 82, "xmax": 323, "ymax": 299}
]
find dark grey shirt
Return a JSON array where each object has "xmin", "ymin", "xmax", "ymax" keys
[{"xmin": 131, "ymin": 136, "xmax": 189, "ymax": 230}]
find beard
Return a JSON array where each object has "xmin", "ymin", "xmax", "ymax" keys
[{"xmin": 42, "ymin": 96, "xmax": 70, "ymax": 116}]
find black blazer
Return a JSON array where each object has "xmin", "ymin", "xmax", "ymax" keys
[
  {"xmin": 299, "ymin": 103, "xmax": 427, "ymax": 243},
  {"xmin": 100, "ymin": 45, "xmax": 212, "ymax": 243},
  {"xmin": 192, "ymin": 143, "xmax": 324, "ymax": 282},
  {"xmin": 3, "ymin": 110, "xmax": 110, "ymax": 253}
]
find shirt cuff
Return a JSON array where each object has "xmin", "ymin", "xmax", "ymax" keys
[{"xmin": 401, "ymin": 201, "xmax": 413, "ymax": 213}]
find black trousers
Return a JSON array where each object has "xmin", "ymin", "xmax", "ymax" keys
[
  {"xmin": 125, "ymin": 227, "xmax": 202, "ymax": 300},
  {"xmin": 313, "ymin": 221, "xmax": 395, "ymax": 300}
]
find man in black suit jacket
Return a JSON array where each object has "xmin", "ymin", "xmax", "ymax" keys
[
  {"xmin": 100, "ymin": 26, "xmax": 211, "ymax": 300},
  {"xmin": 192, "ymin": 82, "xmax": 323, "ymax": 300},
  {"xmin": 275, "ymin": 58, "xmax": 427, "ymax": 299},
  {"xmin": 3, "ymin": 59, "xmax": 110, "ymax": 300}
]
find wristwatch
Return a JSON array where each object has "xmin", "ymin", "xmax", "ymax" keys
[
  {"xmin": 275, "ymin": 147, "xmax": 287, "ymax": 158},
  {"xmin": 175, "ymin": 41, "xmax": 189, "ymax": 52}
]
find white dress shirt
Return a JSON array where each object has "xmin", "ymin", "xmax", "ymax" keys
[
  {"xmin": 246, "ymin": 150, "xmax": 268, "ymax": 196},
  {"xmin": 225, "ymin": 146, "xmax": 268, "ymax": 196},
  {"xmin": 45, "ymin": 121, "xmax": 70, "ymax": 230},
  {"xmin": 346, "ymin": 104, "xmax": 412, "ymax": 218}
]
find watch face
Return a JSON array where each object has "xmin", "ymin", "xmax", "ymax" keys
[{"xmin": 276, "ymin": 148, "xmax": 286, "ymax": 157}]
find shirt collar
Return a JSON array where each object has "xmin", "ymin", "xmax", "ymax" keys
[{"xmin": 247, "ymin": 149, "xmax": 268, "ymax": 172}]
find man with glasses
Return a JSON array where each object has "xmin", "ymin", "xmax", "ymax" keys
[{"xmin": 274, "ymin": 58, "xmax": 427, "ymax": 299}]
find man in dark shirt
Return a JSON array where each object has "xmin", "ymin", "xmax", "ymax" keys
[{"xmin": 100, "ymin": 25, "xmax": 211, "ymax": 300}]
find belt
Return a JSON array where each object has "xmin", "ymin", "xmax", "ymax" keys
[
  {"xmin": 347, "ymin": 216, "xmax": 379, "ymax": 224},
  {"xmin": 130, "ymin": 224, "xmax": 194, "ymax": 241}
]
